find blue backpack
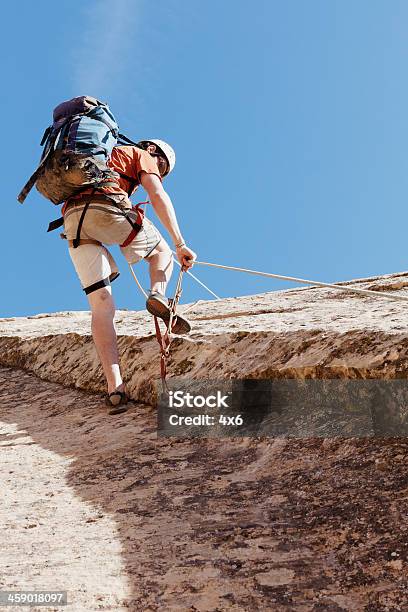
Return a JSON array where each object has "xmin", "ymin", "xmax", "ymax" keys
[{"xmin": 18, "ymin": 95, "xmax": 136, "ymax": 205}]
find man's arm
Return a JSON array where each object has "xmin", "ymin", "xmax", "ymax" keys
[{"xmin": 140, "ymin": 172, "xmax": 196, "ymax": 269}]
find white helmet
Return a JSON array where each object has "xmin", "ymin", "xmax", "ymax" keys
[{"xmin": 138, "ymin": 139, "xmax": 176, "ymax": 176}]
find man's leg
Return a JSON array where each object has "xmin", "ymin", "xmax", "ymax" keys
[
  {"xmin": 87, "ymin": 286, "xmax": 124, "ymax": 394},
  {"xmin": 145, "ymin": 239, "xmax": 173, "ymax": 295}
]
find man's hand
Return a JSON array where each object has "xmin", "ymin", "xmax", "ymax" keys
[{"xmin": 176, "ymin": 244, "xmax": 196, "ymax": 270}]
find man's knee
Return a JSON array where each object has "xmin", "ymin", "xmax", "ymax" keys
[
  {"xmin": 146, "ymin": 239, "xmax": 172, "ymax": 260},
  {"xmin": 88, "ymin": 286, "xmax": 115, "ymax": 313}
]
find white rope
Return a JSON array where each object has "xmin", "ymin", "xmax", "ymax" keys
[
  {"xmin": 181, "ymin": 300, "xmax": 203, "ymax": 315},
  {"xmin": 137, "ymin": 199, "xmax": 407, "ymax": 304},
  {"xmin": 128, "ymin": 263, "xmax": 149, "ymax": 299},
  {"xmin": 192, "ymin": 260, "xmax": 408, "ymax": 304},
  {"xmin": 129, "ymin": 255, "xmax": 221, "ymax": 304},
  {"xmin": 171, "ymin": 252, "xmax": 220, "ymax": 299}
]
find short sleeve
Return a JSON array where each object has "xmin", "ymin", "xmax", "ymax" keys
[
  {"xmin": 109, "ymin": 146, "xmax": 162, "ymax": 196},
  {"xmin": 132, "ymin": 148, "xmax": 162, "ymax": 182}
]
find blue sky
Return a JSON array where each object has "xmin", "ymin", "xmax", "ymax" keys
[{"xmin": 2, "ymin": 0, "xmax": 408, "ymax": 317}]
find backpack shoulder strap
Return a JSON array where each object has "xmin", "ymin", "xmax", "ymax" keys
[
  {"xmin": 18, "ymin": 167, "xmax": 43, "ymax": 204},
  {"xmin": 117, "ymin": 133, "xmax": 144, "ymax": 148},
  {"xmin": 40, "ymin": 126, "xmax": 52, "ymax": 146},
  {"xmin": 18, "ymin": 131, "xmax": 58, "ymax": 203}
]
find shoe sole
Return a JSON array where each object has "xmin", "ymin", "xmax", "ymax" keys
[
  {"xmin": 146, "ymin": 295, "xmax": 191, "ymax": 335},
  {"xmin": 105, "ymin": 391, "xmax": 129, "ymax": 415},
  {"xmin": 108, "ymin": 405, "xmax": 128, "ymax": 415}
]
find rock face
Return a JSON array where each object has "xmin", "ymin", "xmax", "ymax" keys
[
  {"xmin": 1, "ymin": 271, "xmax": 408, "ymax": 610},
  {"xmin": 1, "ymin": 271, "xmax": 408, "ymax": 403}
]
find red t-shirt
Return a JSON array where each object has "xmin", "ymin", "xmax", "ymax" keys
[{"xmin": 108, "ymin": 146, "xmax": 162, "ymax": 196}]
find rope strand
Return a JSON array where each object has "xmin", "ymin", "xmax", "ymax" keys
[
  {"xmin": 192, "ymin": 260, "xmax": 408, "ymax": 303},
  {"xmin": 171, "ymin": 252, "xmax": 220, "ymax": 299},
  {"xmin": 128, "ymin": 263, "xmax": 149, "ymax": 299}
]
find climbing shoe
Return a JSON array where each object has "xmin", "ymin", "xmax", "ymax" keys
[
  {"xmin": 105, "ymin": 390, "xmax": 129, "ymax": 415},
  {"xmin": 146, "ymin": 292, "xmax": 191, "ymax": 335}
]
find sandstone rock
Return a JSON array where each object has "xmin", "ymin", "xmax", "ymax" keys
[{"xmin": 255, "ymin": 568, "xmax": 295, "ymax": 586}]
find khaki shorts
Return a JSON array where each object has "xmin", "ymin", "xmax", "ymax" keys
[{"xmin": 64, "ymin": 201, "xmax": 162, "ymax": 295}]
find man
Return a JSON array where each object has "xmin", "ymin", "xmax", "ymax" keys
[{"xmin": 62, "ymin": 139, "xmax": 196, "ymax": 413}]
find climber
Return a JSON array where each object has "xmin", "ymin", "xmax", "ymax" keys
[{"xmin": 62, "ymin": 139, "xmax": 197, "ymax": 413}]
